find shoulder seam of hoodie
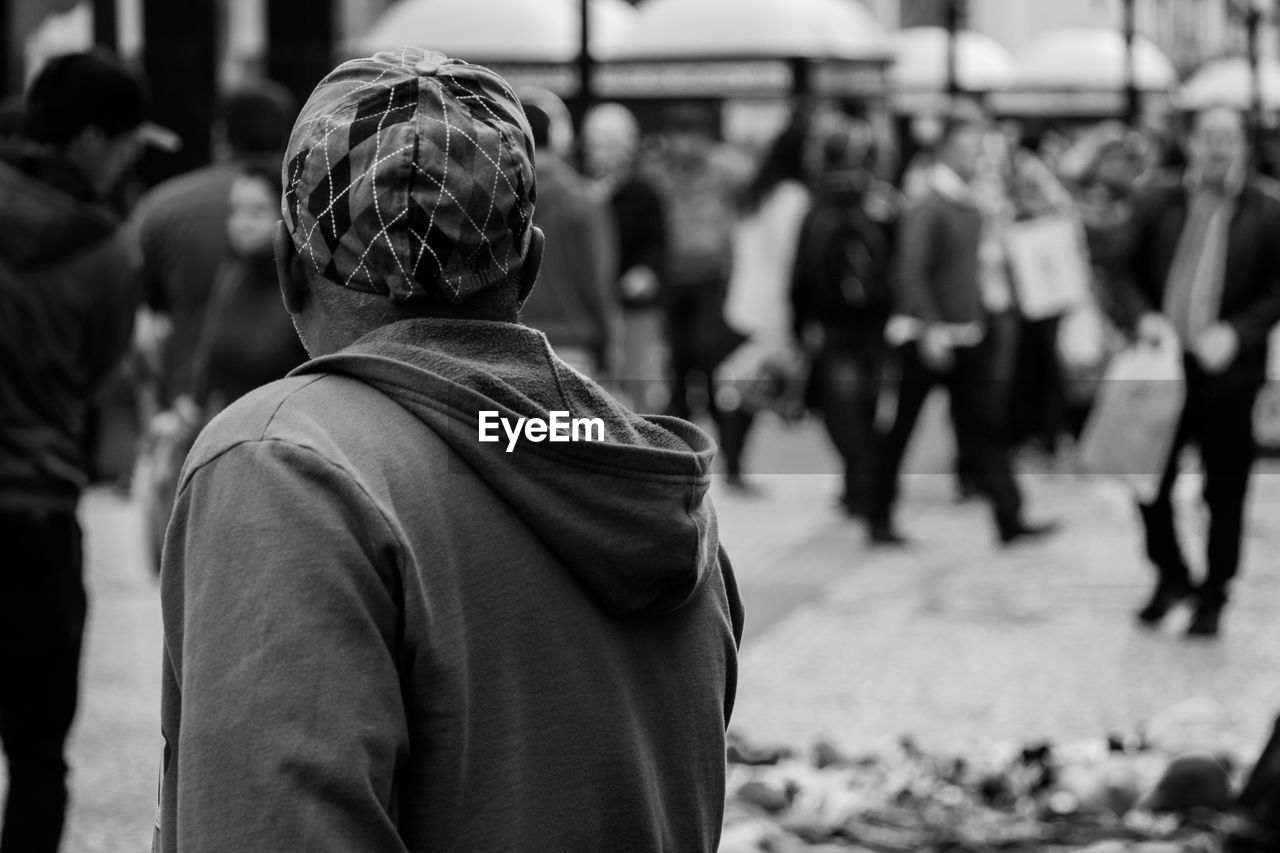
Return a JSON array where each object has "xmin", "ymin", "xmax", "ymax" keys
[{"xmin": 179, "ymin": 434, "xmax": 410, "ymax": 593}]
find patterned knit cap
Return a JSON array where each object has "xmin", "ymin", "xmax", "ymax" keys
[{"xmin": 282, "ymin": 47, "xmax": 537, "ymax": 304}]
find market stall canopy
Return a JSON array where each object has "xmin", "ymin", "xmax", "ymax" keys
[
  {"xmin": 992, "ymin": 28, "xmax": 1176, "ymax": 116},
  {"xmin": 352, "ymin": 0, "xmax": 637, "ymax": 62},
  {"xmin": 1177, "ymin": 55, "xmax": 1280, "ymax": 113},
  {"xmin": 890, "ymin": 27, "xmax": 1015, "ymax": 92},
  {"xmin": 599, "ymin": 0, "xmax": 891, "ymax": 99},
  {"xmin": 605, "ymin": 0, "xmax": 889, "ymax": 61},
  {"xmin": 888, "ymin": 26, "xmax": 1015, "ymax": 114}
]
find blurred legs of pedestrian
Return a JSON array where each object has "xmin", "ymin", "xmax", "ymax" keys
[
  {"xmin": 0, "ymin": 511, "xmax": 86, "ymax": 853},
  {"xmin": 1136, "ymin": 381, "xmax": 1258, "ymax": 636},
  {"xmin": 813, "ymin": 343, "xmax": 881, "ymax": 516},
  {"xmin": 955, "ymin": 309, "xmax": 1019, "ymax": 499},
  {"xmin": 663, "ymin": 282, "xmax": 726, "ymax": 421},
  {"xmin": 869, "ymin": 342, "xmax": 1048, "ymax": 546},
  {"xmin": 1009, "ymin": 315, "xmax": 1069, "ymax": 458},
  {"xmin": 617, "ymin": 305, "xmax": 670, "ymax": 413},
  {"xmin": 713, "ymin": 405, "xmax": 755, "ymax": 490}
]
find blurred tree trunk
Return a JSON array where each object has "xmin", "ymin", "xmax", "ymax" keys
[
  {"xmin": 267, "ymin": 0, "xmax": 334, "ymax": 117},
  {"xmin": 142, "ymin": 0, "xmax": 216, "ymax": 183}
]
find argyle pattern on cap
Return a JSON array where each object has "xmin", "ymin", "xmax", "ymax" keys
[{"xmin": 283, "ymin": 46, "xmax": 537, "ymax": 304}]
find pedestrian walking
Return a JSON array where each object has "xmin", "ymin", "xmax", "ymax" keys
[
  {"xmin": 1119, "ymin": 105, "xmax": 1280, "ymax": 637},
  {"xmin": 129, "ymin": 80, "xmax": 295, "ymax": 404},
  {"xmin": 791, "ymin": 118, "xmax": 898, "ymax": 517},
  {"xmin": 517, "ymin": 89, "xmax": 619, "ymax": 379},
  {"xmin": 0, "ymin": 50, "xmax": 162, "ymax": 853},
  {"xmin": 715, "ymin": 114, "xmax": 813, "ymax": 492},
  {"xmin": 867, "ymin": 116, "xmax": 1059, "ymax": 547},
  {"xmin": 648, "ymin": 104, "xmax": 751, "ymax": 421},
  {"xmin": 156, "ymin": 47, "xmax": 743, "ymax": 852},
  {"xmin": 583, "ymin": 102, "xmax": 670, "ymax": 411}
]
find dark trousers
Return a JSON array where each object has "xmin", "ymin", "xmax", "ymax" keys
[
  {"xmin": 711, "ymin": 408, "xmax": 752, "ymax": 480},
  {"xmin": 0, "ymin": 510, "xmax": 86, "ymax": 853},
  {"xmin": 662, "ymin": 280, "xmax": 738, "ymax": 421},
  {"xmin": 871, "ymin": 341, "xmax": 1024, "ymax": 535},
  {"xmin": 1139, "ymin": 381, "xmax": 1259, "ymax": 606},
  {"xmin": 814, "ymin": 341, "xmax": 883, "ymax": 512}
]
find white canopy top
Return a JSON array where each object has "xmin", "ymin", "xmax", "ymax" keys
[
  {"xmin": 353, "ymin": 0, "xmax": 638, "ymax": 63},
  {"xmin": 1008, "ymin": 28, "xmax": 1176, "ymax": 92},
  {"xmin": 1178, "ymin": 55, "xmax": 1280, "ymax": 112},
  {"xmin": 889, "ymin": 26, "xmax": 1015, "ymax": 92},
  {"xmin": 605, "ymin": 0, "xmax": 891, "ymax": 62}
]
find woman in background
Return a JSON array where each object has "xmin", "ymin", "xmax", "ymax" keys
[
  {"xmin": 189, "ymin": 164, "xmax": 309, "ymax": 410},
  {"xmin": 135, "ymin": 165, "xmax": 308, "ymax": 572},
  {"xmin": 715, "ymin": 115, "xmax": 813, "ymax": 493}
]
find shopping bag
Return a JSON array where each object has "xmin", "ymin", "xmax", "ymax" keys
[
  {"xmin": 1077, "ymin": 330, "xmax": 1185, "ymax": 503},
  {"xmin": 1255, "ymin": 382, "xmax": 1280, "ymax": 451},
  {"xmin": 131, "ymin": 397, "xmax": 206, "ymax": 574},
  {"xmin": 1004, "ymin": 215, "xmax": 1093, "ymax": 321}
]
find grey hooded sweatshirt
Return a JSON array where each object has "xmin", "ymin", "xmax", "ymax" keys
[{"xmin": 158, "ymin": 318, "xmax": 743, "ymax": 852}]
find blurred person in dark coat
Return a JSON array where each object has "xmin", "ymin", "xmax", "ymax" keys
[
  {"xmin": 0, "ymin": 50, "xmax": 160, "ymax": 853},
  {"xmin": 647, "ymin": 104, "xmax": 752, "ymax": 420},
  {"xmin": 1119, "ymin": 105, "xmax": 1280, "ymax": 637},
  {"xmin": 867, "ymin": 117, "xmax": 1058, "ymax": 548},
  {"xmin": 182, "ymin": 164, "xmax": 309, "ymax": 408},
  {"xmin": 583, "ymin": 102, "xmax": 669, "ymax": 410},
  {"xmin": 129, "ymin": 80, "xmax": 295, "ymax": 403},
  {"xmin": 791, "ymin": 117, "xmax": 898, "ymax": 517},
  {"xmin": 518, "ymin": 91, "xmax": 618, "ymax": 379}
]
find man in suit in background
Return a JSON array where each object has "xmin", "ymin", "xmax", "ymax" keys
[{"xmin": 1121, "ymin": 105, "xmax": 1280, "ymax": 637}]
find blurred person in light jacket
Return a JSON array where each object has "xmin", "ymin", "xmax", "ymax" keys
[{"xmin": 714, "ymin": 114, "xmax": 813, "ymax": 492}]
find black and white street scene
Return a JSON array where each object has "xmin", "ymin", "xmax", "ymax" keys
[{"xmin": 5, "ymin": 0, "xmax": 1280, "ymax": 851}]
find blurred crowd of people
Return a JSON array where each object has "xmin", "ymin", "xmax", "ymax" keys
[{"xmin": 5, "ymin": 41, "xmax": 1280, "ymax": 851}]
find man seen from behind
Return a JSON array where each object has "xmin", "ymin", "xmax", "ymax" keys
[{"xmin": 157, "ymin": 48, "xmax": 743, "ymax": 852}]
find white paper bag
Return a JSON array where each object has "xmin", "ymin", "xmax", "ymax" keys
[
  {"xmin": 1077, "ymin": 331, "xmax": 1186, "ymax": 503},
  {"xmin": 1004, "ymin": 215, "xmax": 1093, "ymax": 321}
]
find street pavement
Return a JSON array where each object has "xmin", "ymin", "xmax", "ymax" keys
[{"xmin": 3, "ymin": 396, "xmax": 1280, "ymax": 851}]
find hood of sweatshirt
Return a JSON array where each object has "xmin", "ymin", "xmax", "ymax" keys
[
  {"xmin": 0, "ymin": 146, "xmax": 117, "ymax": 271},
  {"xmin": 294, "ymin": 318, "xmax": 721, "ymax": 618}
]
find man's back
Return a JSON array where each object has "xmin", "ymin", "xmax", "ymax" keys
[
  {"xmin": 160, "ymin": 319, "xmax": 742, "ymax": 852},
  {"xmin": 129, "ymin": 162, "xmax": 241, "ymax": 398}
]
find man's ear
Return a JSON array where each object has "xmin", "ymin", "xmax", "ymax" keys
[
  {"xmin": 515, "ymin": 225, "xmax": 544, "ymax": 305},
  {"xmin": 273, "ymin": 221, "xmax": 308, "ymax": 314}
]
